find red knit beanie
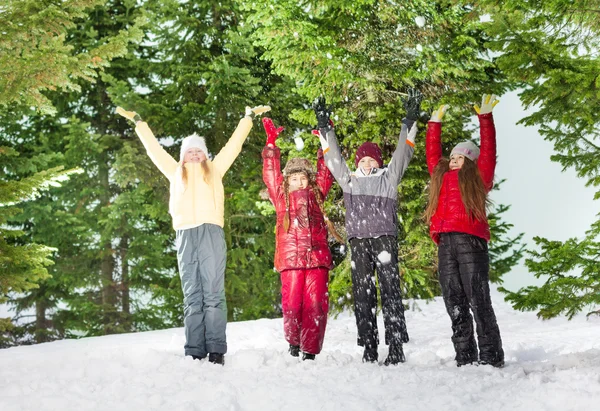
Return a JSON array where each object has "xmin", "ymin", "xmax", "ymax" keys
[{"xmin": 355, "ymin": 142, "xmax": 383, "ymax": 168}]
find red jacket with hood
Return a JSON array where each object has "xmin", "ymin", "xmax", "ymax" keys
[
  {"xmin": 262, "ymin": 146, "xmax": 334, "ymax": 272},
  {"xmin": 425, "ymin": 113, "xmax": 496, "ymax": 244}
]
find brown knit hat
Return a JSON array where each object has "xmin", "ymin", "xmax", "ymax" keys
[{"xmin": 283, "ymin": 158, "xmax": 314, "ymax": 177}]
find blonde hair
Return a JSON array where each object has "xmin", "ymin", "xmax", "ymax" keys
[{"xmin": 181, "ymin": 160, "xmax": 211, "ymax": 188}]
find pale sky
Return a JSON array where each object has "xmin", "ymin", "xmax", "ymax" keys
[{"xmin": 490, "ymin": 91, "xmax": 598, "ymax": 291}]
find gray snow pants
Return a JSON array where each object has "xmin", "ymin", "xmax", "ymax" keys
[{"xmin": 176, "ymin": 224, "xmax": 227, "ymax": 357}]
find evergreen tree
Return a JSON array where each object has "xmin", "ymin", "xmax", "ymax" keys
[
  {"xmin": 480, "ymin": 0, "xmax": 600, "ymax": 318},
  {"xmin": 0, "ymin": 0, "xmax": 142, "ymax": 345},
  {"xmin": 242, "ymin": 0, "xmax": 525, "ymax": 310}
]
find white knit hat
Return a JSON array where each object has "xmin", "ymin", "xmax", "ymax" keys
[
  {"xmin": 450, "ymin": 141, "xmax": 480, "ymax": 162},
  {"xmin": 180, "ymin": 133, "xmax": 208, "ymax": 161}
]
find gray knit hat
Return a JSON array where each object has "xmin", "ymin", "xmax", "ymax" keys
[{"xmin": 450, "ymin": 141, "xmax": 480, "ymax": 162}]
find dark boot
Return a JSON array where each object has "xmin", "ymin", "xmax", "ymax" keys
[
  {"xmin": 362, "ymin": 346, "xmax": 378, "ymax": 363},
  {"xmin": 208, "ymin": 353, "xmax": 225, "ymax": 365},
  {"xmin": 191, "ymin": 354, "xmax": 206, "ymax": 361},
  {"xmin": 384, "ymin": 343, "xmax": 405, "ymax": 366},
  {"xmin": 302, "ymin": 352, "xmax": 316, "ymax": 361},
  {"xmin": 289, "ymin": 344, "xmax": 300, "ymax": 357}
]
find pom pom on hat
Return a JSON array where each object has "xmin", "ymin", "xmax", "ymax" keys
[
  {"xmin": 450, "ymin": 141, "xmax": 480, "ymax": 162},
  {"xmin": 355, "ymin": 142, "xmax": 383, "ymax": 168},
  {"xmin": 180, "ymin": 133, "xmax": 208, "ymax": 161}
]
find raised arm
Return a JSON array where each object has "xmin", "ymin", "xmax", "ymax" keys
[
  {"xmin": 312, "ymin": 97, "xmax": 352, "ymax": 191},
  {"xmin": 261, "ymin": 117, "xmax": 285, "ymax": 203},
  {"xmin": 315, "ymin": 147, "xmax": 334, "ymax": 197},
  {"xmin": 387, "ymin": 90, "xmax": 421, "ymax": 184},
  {"xmin": 115, "ymin": 107, "xmax": 178, "ymax": 179},
  {"xmin": 213, "ymin": 105, "xmax": 271, "ymax": 176},
  {"xmin": 262, "ymin": 146, "xmax": 283, "ymax": 204},
  {"xmin": 387, "ymin": 119, "xmax": 416, "ymax": 185},
  {"xmin": 474, "ymin": 94, "xmax": 499, "ymax": 191},
  {"xmin": 425, "ymin": 105, "xmax": 448, "ymax": 175}
]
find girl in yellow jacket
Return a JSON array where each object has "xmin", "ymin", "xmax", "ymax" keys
[{"xmin": 117, "ymin": 105, "xmax": 269, "ymax": 365}]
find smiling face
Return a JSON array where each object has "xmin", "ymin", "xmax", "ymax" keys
[
  {"xmin": 287, "ymin": 172, "xmax": 309, "ymax": 192},
  {"xmin": 183, "ymin": 148, "xmax": 207, "ymax": 163},
  {"xmin": 449, "ymin": 154, "xmax": 465, "ymax": 170},
  {"xmin": 358, "ymin": 156, "xmax": 380, "ymax": 175}
]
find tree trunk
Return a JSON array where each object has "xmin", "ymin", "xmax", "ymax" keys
[
  {"xmin": 120, "ymin": 233, "xmax": 130, "ymax": 331},
  {"xmin": 35, "ymin": 299, "xmax": 48, "ymax": 344}
]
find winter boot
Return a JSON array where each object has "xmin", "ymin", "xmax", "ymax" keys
[
  {"xmin": 384, "ymin": 343, "xmax": 405, "ymax": 366},
  {"xmin": 479, "ymin": 357, "xmax": 505, "ymax": 368},
  {"xmin": 362, "ymin": 346, "xmax": 378, "ymax": 363},
  {"xmin": 208, "ymin": 353, "xmax": 225, "ymax": 365},
  {"xmin": 289, "ymin": 344, "xmax": 300, "ymax": 357},
  {"xmin": 191, "ymin": 354, "xmax": 206, "ymax": 361},
  {"xmin": 302, "ymin": 352, "xmax": 316, "ymax": 361}
]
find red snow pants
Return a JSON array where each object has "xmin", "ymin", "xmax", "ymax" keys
[{"xmin": 281, "ymin": 268, "xmax": 329, "ymax": 355}]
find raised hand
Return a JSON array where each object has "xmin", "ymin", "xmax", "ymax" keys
[
  {"xmin": 312, "ymin": 96, "xmax": 332, "ymax": 129},
  {"xmin": 403, "ymin": 88, "xmax": 423, "ymax": 121},
  {"xmin": 115, "ymin": 107, "xmax": 141, "ymax": 124},
  {"xmin": 474, "ymin": 94, "xmax": 499, "ymax": 115},
  {"xmin": 245, "ymin": 105, "xmax": 272, "ymax": 118},
  {"xmin": 262, "ymin": 117, "xmax": 284, "ymax": 147},
  {"xmin": 429, "ymin": 104, "xmax": 449, "ymax": 123}
]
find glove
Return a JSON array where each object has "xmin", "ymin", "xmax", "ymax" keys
[
  {"xmin": 312, "ymin": 97, "xmax": 332, "ymax": 129},
  {"xmin": 429, "ymin": 104, "xmax": 449, "ymax": 123},
  {"xmin": 474, "ymin": 94, "xmax": 499, "ymax": 115},
  {"xmin": 245, "ymin": 105, "xmax": 271, "ymax": 118},
  {"xmin": 402, "ymin": 88, "xmax": 423, "ymax": 121},
  {"xmin": 115, "ymin": 107, "xmax": 142, "ymax": 124},
  {"xmin": 407, "ymin": 123, "xmax": 418, "ymax": 146},
  {"xmin": 262, "ymin": 117, "xmax": 284, "ymax": 146}
]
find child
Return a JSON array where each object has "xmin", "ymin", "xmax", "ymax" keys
[
  {"xmin": 313, "ymin": 91, "xmax": 420, "ymax": 365},
  {"xmin": 116, "ymin": 105, "xmax": 269, "ymax": 365},
  {"xmin": 424, "ymin": 94, "xmax": 504, "ymax": 367},
  {"xmin": 261, "ymin": 117, "xmax": 341, "ymax": 360}
]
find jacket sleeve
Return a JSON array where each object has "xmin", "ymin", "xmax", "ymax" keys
[
  {"xmin": 387, "ymin": 118, "xmax": 416, "ymax": 185},
  {"xmin": 321, "ymin": 127, "xmax": 352, "ymax": 191},
  {"xmin": 213, "ymin": 116, "xmax": 253, "ymax": 176},
  {"xmin": 315, "ymin": 147, "xmax": 334, "ymax": 197},
  {"xmin": 425, "ymin": 121, "xmax": 443, "ymax": 176},
  {"xmin": 262, "ymin": 145, "xmax": 283, "ymax": 204},
  {"xmin": 134, "ymin": 122, "xmax": 178, "ymax": 179},
  {"xmin": 477, "ymin": 113, "xmax": 496, "ymax": 192}
]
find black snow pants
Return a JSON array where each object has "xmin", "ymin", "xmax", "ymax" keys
[
  {"xmin": 438, "ymin": 232, "xmax": 504, "ymax": 365},
  {"xmin": 349, "ymin": 236, "xmax": 409, "ymax": 349}
]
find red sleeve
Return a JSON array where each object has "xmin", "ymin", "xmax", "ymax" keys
[
  {"xmin": 315, "ymin": 148, "xmax": 334, "ymax": 197},
  {"xmin": 262, "ymin": 146, "xmax": 283, "ymax": 204},
  {"xmin": 477, "ymin": 113, "xmax": 496, "ymax": 192},
  {"xmin": 426, "ymin": 121, "xmax": 443, "ymax": 175}
]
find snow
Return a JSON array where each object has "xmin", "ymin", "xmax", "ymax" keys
[
  {"xmin": 377, "ymin": 250, "xmax": 392, "ymax": 264},
  {"xmin": 294, "ymin": 136, "xmax": 304, "ymax": 151},
  {"xmin": 1, "ymin": 289, "xmax": 600, "ymax": 411}
]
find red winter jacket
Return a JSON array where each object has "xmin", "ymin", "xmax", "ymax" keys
[
  {"xmin": 262, "ymin": 146, "xmax": 334, "ymax": 272},
  {"xmin": 425, "ymin": 113, "xmax": 496, "ymax": 244}
]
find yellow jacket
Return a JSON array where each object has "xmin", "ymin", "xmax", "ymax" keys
[{"xmin": 135, "ymin": 117, "xmax": 253, "ymax": 230}]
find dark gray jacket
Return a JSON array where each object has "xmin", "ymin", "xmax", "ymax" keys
[{"xmin": 321, "ymin": 120, "xmax": 415, "ymax": 239}]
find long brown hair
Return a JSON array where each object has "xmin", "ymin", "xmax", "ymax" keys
[
  {"xmin": 282, "ymin": 173, "xmax": 344, "ymax": 243},
  {"xmin": 181, "ymin": 160, "xmax": 211, "ymax": 188},
  {"xmin": 424, "ymin": 157, "xmax": 489, "ymax": 224}
]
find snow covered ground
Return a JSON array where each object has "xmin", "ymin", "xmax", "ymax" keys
[{"xmin": 1, "ymin": 288, "xmax": 599, "ymax": 411}]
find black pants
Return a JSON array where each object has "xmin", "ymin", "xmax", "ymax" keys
[
  {"xmin": 349, "ymin": 236, "xmax": 409, "ymax": 349},
  {"xmin": 438, "ymin": 232, "xmax": 504, "ymax": 364}
]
